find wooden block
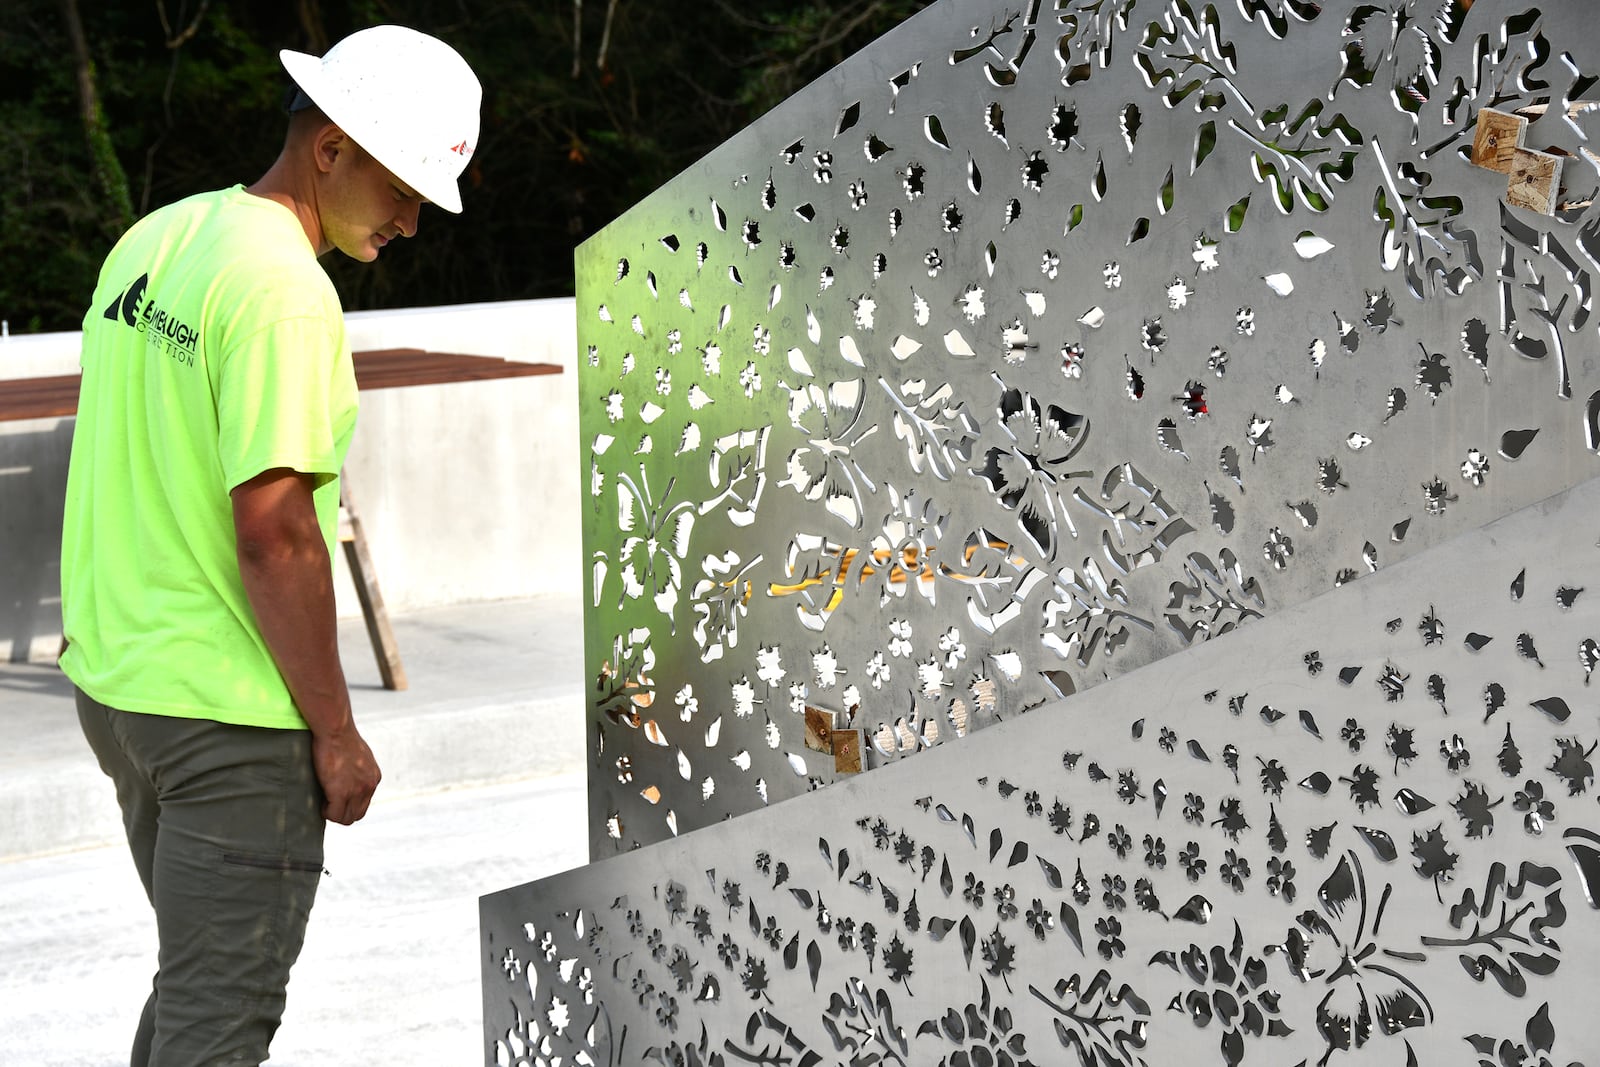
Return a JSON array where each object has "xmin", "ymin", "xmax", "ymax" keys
[
  {"xmin": 1507, "ymin": 148, "xmax": 1563, "ymax": 215},
  {"xmin": 832, "ymin": 729, "xmax": 866, "ymax": 774},
  {"xmin": 803, "ymin": 706, "xmax": 836, "ymax": 753},
  {"xmin": 1471, "ymin": 108, "xmax": 1526, "ymax": 172}
]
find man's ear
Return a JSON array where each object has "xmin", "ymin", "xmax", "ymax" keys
[{"xmin": 310, "ymin": 124, "xmax": 350, "ymax": 176}]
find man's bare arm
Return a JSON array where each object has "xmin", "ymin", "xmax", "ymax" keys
[{"xmin": 232, "ymin": 468, "xmax": 380, "ymax": 825}]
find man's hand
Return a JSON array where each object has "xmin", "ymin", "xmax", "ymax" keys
[{"xmin": 312, "ymin": 725, "xmax": 382, "ymax": 824}]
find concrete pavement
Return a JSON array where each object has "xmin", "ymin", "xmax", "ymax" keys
[{"xmin": 0, "ymin": 594, "xmax": 591, "ymax": 1066}]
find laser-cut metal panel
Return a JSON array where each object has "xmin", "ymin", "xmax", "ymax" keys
[
  {"xmin": 577, "ymin": 0, "xmax": 1600, "ymax": 856},
  {"xmin": 486, "ymin": 475, "xmax": 1600, "ymax": 1067}
]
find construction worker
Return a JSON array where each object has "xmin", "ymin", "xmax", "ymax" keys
[{"xmin": 60, "ymin": 26, "xmax": 481, "ymax": 1066}]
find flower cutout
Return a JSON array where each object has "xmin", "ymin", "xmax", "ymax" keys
[
  {"xmin": 1025, "ymin": 899, "xmax": 1054, "ymax": 941},
  {"xmin": 938, "ymin": 626, "xmax": 967, "ymax": 668},
  {"xmin": 1512, "ymin": 780, "xmax": 1555, "ymax": 835},
  {"xmin": 1095, "ymin": 915, "xmax": 1126, "ymax": 960},
  {"xmin": 1218, "ymin": 849, "xmax": 1251, "ymax": 892},
  {"xmin": 1265, "ymin": 857, "xmax": 1296, "ymax": 902},
  {"xmin": 1340, "ymin": 718, "xmax": 1366, "ymax": 752},
  {"xmin": 888, "ymin": 618, "xmax": 913, "ymax": 658},
  {"xmin": 994, "ymin": 884, "xmax": 1018, "ymax": 922},
  {"xmin": 865, "ymin": 651, "xmax": 890, "ymax": 689},
  {"xmin": 1272, "ymin": 850, "xmax": 1433, "ymax": 1059},
  {"xmin": 1102, "ymin": 873, "xmax": 1126, "ymax": 911}
]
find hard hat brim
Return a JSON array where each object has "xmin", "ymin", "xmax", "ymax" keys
[{"xmin": 280, "ymin": 48, "xmax": 466, "ymax": 214}]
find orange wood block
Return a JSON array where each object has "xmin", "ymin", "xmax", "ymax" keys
[
  {"xmin": 804, "ymin": 706, "xmax": 836, "ymax": 753},
  {"xmin": 1471, "ymin": 108, "xmax": 1526, "ymax": 172},
  {"xmin": 832, "ymin": 729, "xmax": 866, "ymax": 774},
  {"xmin": 1507, "ymin": 148, "xmax": 1563, "ymax": 215}
]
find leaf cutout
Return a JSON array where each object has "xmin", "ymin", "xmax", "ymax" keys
[
  {"xmin": 1300, "ymin": 772, "xmax": 1332, "ymax": 795},
  {"xmin": 1498, "ymin": 725, "xmax": 1523, "ymax": 778},
  {"xmin": 1394, "ymin": 788, "xmax": 1435, "ymax": 815},
  {"xmin": 1500, "ymin": 428, "xmax": 1538, "ymax": 459},
  {"xmin": 1531, "ymin": 697, "xmax": 1571, "ymax": 723},
  {"xmin": 1173, "ymin": 894, "xmax": 1214, "ymax": 924},
  {"xmin": 1384, "ymin": 387, "xmax": 1407, "ymax": 423},
  {"xmin": 1157, "ymin": 418, "xmax": 1188, "ymax": 459},
  {"xmin": 961, "ymin": 813, "xmax": 976, "ymax": 847},
  {"xmin": 1355, "ymin": 826, "xmax": 1398, "ymax": 862},
  {"xmin": 1299, "ymin": 709, "xmax": 1322, "ymax": 739},
  {"xmin": 936, "ymin": 804, "xmax": 956, "ymax": 822},
  {"xmin": 989, "ymin": 828, "xmax": 1004, "ymax": 862},
  {"xmin": 1008, "ymin": 841, "xmax": 1030, "ymax": 868},
  {"xmin": 1511, "ymin": 569, "xmax": 1526, "ymax": 601},
  {"xmin": 927, "ymin": 915, "xmax": 955, "ymax": 941},
  {"xmin": 1318, "ymin": 854, "xmax": 1359, "ymax": 919},
  {"xmin": 789, "ymin": 887, "xmax": 814, "ymax": 910},
  {"xmin": 1188, "ymin": 739, "xmax": 1211, "ymax": 762},
  {"xmin": 1518, "ymin": 634, "xmax": 1545, "ymax": 668},
  {"xmin": 959, "ymin": 915, "xmax": 977, "ymax": 969},
  {"xmin": 1059, "ymin": 902, "xmax": 1084, "ymax": 953},
  {"xmin": 1464, "ymin": 633, "xmax": 1493, "ymax": 652},
  {"xmin": 836, "ymin": 101, "xmax": 861, "ymax": 135},
  {"xmin": 819, "ymin": 838, "xmax": 832, "ymax": 867},
  {"xmin": 1220, "ymin": 445, "xmax": 1243, "ymax": 489},
  {"xmin": 806, "ymin": 939, "xmax": 822, "ymax": 990},
  {"xmin": 1461, "ymin": 317, "xmax": 1490, "ymax": 380},
  {"xmin": 1307, "ymin": 823, "xmax": 1337, "ymax": 859},
  {"xmin": 1267, "ymin": 804, "xmax": 1288, "ymax": 854},
  {"xmin": 1038, "ymin": 855, "xmax": 1063, "ymax": 889},
  {"xmin": 1526, "ymin": 1001, "xmax": 1556, "ymax": 1053}
]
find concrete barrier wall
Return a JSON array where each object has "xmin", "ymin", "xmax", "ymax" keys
[{"xmin": 0, "ymin": 298, "xmax": 579, "ymax": 664}]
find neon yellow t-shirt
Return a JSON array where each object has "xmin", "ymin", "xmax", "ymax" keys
[{"xmin": 60, "ymin": 185, "xmax": 357, "ymax": 730}]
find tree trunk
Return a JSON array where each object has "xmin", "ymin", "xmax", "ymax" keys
[
  {"xmin": 296, "ymin": 0, "xmax": 328, "ymax": 54},
  {"xmin": 58, "ymin": 0, "xmax": 135, "ymax": 231}
]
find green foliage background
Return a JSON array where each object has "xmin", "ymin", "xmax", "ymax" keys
[{"xmin": 0, "ymin": 0, "xmax": 930, "ymax": 334}]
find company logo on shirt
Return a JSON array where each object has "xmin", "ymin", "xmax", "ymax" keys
[{"xmin": 102, "ymin": 273, "xmax": 200, "ymax": 367}]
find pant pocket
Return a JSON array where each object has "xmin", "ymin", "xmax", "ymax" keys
[{"xmin": 221, "ymin": 851, "xmax": 326, "ymax": 876}]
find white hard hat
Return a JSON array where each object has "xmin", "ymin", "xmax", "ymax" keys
[{"xmin": 280, "ymin": 25, "xmax": 481, "ymax": 214}]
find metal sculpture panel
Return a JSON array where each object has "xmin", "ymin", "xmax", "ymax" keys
[
  {"xmin": 485, "ymin": 474, "xmax": 1600, "ymax": 1066},
  {"xmin": 488, "ymin": 0, "xmax": 1600, "ymax": 1061},
  {"xmin": 574, "ymin": 0, "xmax": 1600, "ymax": 857}
]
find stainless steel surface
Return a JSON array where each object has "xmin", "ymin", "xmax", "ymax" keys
[
  {"xmin": 572, "ymin": 0, "xmax": 1600, "ymax": 856},
  {"xmin": 485, "ymin": 475, "xmax": 1600, "ymax": 1065},
  {"xmin": 483, "ymin": 2, "xmax": 1600, "ymax": 1063}
]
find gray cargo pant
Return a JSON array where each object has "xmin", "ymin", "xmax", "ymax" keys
[{"xmin": 76, "ymin": 689, "xmax": 326, "ymax": 1067}]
